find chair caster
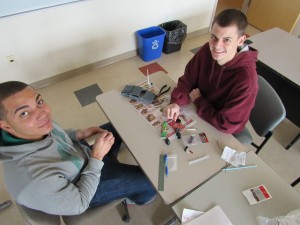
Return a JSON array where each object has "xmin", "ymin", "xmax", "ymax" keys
[{"xmin": 122, "ymin": 215, "xmax": 130, "ymax": 223}]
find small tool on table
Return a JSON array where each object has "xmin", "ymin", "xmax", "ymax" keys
[
  {"xmin": 155, "ymin": 85, "xmax": 170, "ymax": 99},
  {"xmin": 158, "ymin": 154, "xmax": 167, "ymax": 191},
  {"xmin": 188, "ymin": 154, "xmax": 209, "ymax": 165}
]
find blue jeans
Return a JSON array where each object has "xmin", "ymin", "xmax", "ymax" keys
[{"xmin": 88, "ymin": 123, "xmax": 157, "ymax": 207}]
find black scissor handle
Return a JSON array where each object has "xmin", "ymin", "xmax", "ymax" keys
[{"xmin": 157, "ymin": 85, "xmax": 170, "ymax": 96}]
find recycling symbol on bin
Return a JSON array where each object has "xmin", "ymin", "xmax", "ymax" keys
[{"xmin": 152, "ymin": 40, "xmax": 159, "ymax": 50}]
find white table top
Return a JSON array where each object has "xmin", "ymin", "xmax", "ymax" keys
[
  {"xmin": 172, "ymin": 151, "xmax": 300, "ymax": 224},
  {"xmin": 96, "ymin": 72, "xmax": 246, "ymax": 204},
  {"xmin": 248, "ymin": 27, "xmax": 300, "ymax": 86}
]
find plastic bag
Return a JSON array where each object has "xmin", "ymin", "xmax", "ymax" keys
[
  {"xmin": 257, "ymin": 209, "xmax": 300, "ymax": 225},
  {"xmin": 159, "ymin": 20, "xmax": 187, "ymax": 44}
]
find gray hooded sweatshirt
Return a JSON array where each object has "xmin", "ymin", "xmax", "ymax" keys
[{"xmin": 0, "ymin": 122, "xmax": 103, "ymax": 215}]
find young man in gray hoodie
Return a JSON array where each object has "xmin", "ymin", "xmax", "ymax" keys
[{"xmin": 0, "ymin": 81, "xmax": 156, "ymax": 215}]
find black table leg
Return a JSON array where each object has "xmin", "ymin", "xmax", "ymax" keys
[{"xmin": 286, "ymin": 133, "xmax": 300, "ymax": 150}]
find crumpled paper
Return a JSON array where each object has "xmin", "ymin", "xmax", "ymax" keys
[{"xmin": 221, "ymin": 146, "xmax": 246, "ymax": 167}]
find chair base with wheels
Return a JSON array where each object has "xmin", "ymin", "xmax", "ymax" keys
[{"xmin": 16, "ymin": 198, "xmax": 130, "ymax": 225}]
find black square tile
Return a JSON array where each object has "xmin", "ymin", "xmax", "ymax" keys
[{"xmin": 74, "ymin": 84, "xmax": 102, "ymax": 107}]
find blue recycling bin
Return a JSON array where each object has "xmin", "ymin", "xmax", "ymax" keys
[{"xmin": 136, "ymin": 26, "xmax": 166, "ymax": 62}]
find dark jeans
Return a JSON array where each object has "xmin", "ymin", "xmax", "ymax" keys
[{"xmin": 88, "ymin": 123, "xmax": 156, "ymax": 207}]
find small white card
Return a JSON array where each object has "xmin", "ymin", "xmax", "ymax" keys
[
  {"xmin": 184, "ymin": 206, "xmax": 233, "ymax": 225},
  {"xmin": 243, "ymin": 184, "xmax": 272, "ymax": 205}
]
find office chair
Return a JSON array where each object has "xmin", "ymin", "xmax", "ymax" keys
[
  {"xmin": 16, "ymin": 198, "xmax": 130, "ymax": 225},
  {"xmin": 234, "ymin": 75, "xmax": 286, "ymax": 154}
]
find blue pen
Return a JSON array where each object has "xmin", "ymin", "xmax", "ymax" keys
[{"xmin": 164, "ymin": 154, "xmax": 168, "ymax": 177}]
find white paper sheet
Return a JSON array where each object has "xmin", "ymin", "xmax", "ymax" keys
[
  {"xmin": 185, "ymin": 206, "xmax": 233, "ymax": 225},
  {"xmin": 181, "ymin": 208, "xmax": 203, "ymax": 224}
]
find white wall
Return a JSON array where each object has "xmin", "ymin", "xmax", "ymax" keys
[{"xmin": 0, "ymin": 0, "xmax": 216, "ymax": 84}]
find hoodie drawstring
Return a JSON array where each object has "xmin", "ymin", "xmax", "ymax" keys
[{"xmin": 209, "ymin": 61, "xmax": 225, "ymax": 90}]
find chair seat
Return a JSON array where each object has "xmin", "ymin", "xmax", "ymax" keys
[
  {"xmin": 233, "ymin": 127, "xmax": 253, "ymax": 145},
  {"xmin": 16, "ymin": 198, "xmax": 129, "ymax": 225},
  {"xmin": 16, "ymin": 204, "xmax": 61, "ymax": 225},
  {"xmin": 63, "ymin": 198, "xmax": 127, "ymax": 225}
]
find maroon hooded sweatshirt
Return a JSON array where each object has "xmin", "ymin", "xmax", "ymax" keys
[{"xmin": 170, "ymin": 42, "xmax": 258, "ymax": 134}]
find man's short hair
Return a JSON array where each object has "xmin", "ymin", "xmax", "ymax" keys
[
  {"xmin": 0, "ymin": 81, "xmax": 29, "ymax": 119},
  {"xmin": 213, "ymin": 9, "xmax": 248, "ymax": 36}
]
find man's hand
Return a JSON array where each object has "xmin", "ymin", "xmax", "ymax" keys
[
  {"xmin": 91, "ymin": 131, "xmax": 114, "ymax": 160},
  {"xmin": 163, "ymin": 103, "xmax": 180, "ymax": 121},
  {"xmin": 76, "ymin": 127, "xmax": 105, "ymax": 141},
  {"xmin": 189, "ymin": 88, "xmax": 201, "ymax": 102}
]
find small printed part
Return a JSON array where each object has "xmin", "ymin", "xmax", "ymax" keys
[
  {"xmin": 176, "ymin": 131, "xmax": 181, "ymax": 139},
  {"xmin": 183, "ymin": 146, "xmax": 193, "ymax": 154},
  {"xmin": 161, "ymin": 121, "xmax": 168, "ymax": 138},
  {"xmin": 165, "ymin": 138, "xmax": 170, "ymax": 145},
  {"xmin": 184, "ymin": 146, "xmax": 188, "ymax": 152}
]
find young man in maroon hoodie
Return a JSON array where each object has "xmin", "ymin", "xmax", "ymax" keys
[{"xmin": 164, "ymin": 9, "xmax": 258, "ymax": 134}]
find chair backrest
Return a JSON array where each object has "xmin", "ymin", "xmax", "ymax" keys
[
  {"xmin": 250, "ymin": 75, "xmax": 286, "ymax": 137},
  {"xmin": 16, "ymin": 203, "xmax": 61, "ymax": 225}
]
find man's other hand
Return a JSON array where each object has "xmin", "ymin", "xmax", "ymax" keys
[
  {"xmin": 189, "ymin": 88, "xmax": 201, "ymax": 102},
  {"xmin": 76, "ymin": 127, "xmax": 105, "ymax": 141},
  {"xmin": 91, "ymin": 131, "xmax": 114, "ymax": 160}
]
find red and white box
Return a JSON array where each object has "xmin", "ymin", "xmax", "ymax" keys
[{"xmin": 243, "ymin": 185, "xmax": 272, "ymax": 205}]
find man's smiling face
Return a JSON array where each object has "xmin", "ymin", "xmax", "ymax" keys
[
  {"xmin": 0, "ymin": 86, "xmax": 53, "ymax": 140},
  {"xmin": 209, "ymin": 23, "xmax": 246, "ymax": 66}
]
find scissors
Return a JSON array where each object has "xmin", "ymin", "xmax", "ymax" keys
[{"xmin": 155, "ymin": 85, "xmax": 171, "ymax": 99}]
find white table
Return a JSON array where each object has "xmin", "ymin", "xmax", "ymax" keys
[
  {"xmin": 96, "ymin": 72, "xmax": 245, "ymax": 204},
  {"xmin": 248, "ymin": 27, "xmax": 300, "ymax": 85},
  {"xmin": 172, "ymin": 151, "xmax": 300, "ymax": 224}
]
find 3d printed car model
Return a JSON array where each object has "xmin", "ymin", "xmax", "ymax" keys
[{"xmin": 121, "ymin": 85, "xmax": 156, "ymax": 104}]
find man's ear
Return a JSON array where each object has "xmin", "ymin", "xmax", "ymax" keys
[
  {"xmin": 238, "ymin": 34, "xmax": 247, "ymax": 46},
  {"xmin": 0, "ymin": 119, "xmax": 12, "ymax": 133}
]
